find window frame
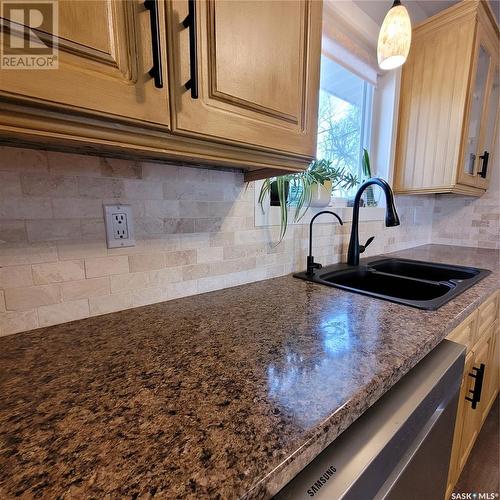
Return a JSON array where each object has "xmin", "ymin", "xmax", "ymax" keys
[{"xmin": 254, "ymin": 0, "xmax": 401, "ymax": 231}]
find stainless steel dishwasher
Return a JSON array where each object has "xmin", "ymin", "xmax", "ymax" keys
[{"xmin": 275, "ymin": 340, "xmax": 465, "ymax": 500}]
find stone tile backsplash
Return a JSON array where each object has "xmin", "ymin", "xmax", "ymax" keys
[{"xmin": 0, "ymin": 145, "xmax": 495, "ymax": 336}]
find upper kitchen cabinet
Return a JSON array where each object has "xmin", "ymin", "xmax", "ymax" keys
[
  {"xmin": 0, "ymin": 0, "xmax": 170, "ymax": 127},
  {"xmin": 167, "ymin": 0, "xmax": 322, "ymax": 168},
  {"xmin": 0, "ymin": 0, "xmax": 322, "ymax": 180},
  {"xmin": 394, "ymin": 0, "xmax": 499, "ymax": 196}
]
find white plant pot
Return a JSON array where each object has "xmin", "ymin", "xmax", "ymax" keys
[{"xmin": 309, "ymin": 181, "xmax": 332, "ymax": 207}]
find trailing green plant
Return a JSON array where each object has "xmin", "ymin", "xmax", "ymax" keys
[
  {"xmin": 362, "ymin": 148, "xmax": 377, "ymax": 207},
  {"xmin": 258, "ymin": 159, "xmax": 358, "ymax": 242}
]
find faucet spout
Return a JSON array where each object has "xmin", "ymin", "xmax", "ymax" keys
[
  {"xmin": 347, "ymin": 178, "xmax": 400, "ymax": 266},
  {"xmin": 306, "ymin": 210, "xmax": 343, "ymax": 276}
]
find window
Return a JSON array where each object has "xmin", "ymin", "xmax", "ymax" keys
[{"xmin": 316, "ymin": 55, "xmax": 374, "ymax": 197}]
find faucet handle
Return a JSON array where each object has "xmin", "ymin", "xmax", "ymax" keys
[
  {"xmin": 359, "ymin": 236, "xmax": 375, "ymax": 254},
  {"xmin": 306, "ymin": 255, "xmax": 322, "ymax": 276}
]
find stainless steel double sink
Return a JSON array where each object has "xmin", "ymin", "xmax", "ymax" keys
[{"xmin": 294, "ymin": 257, "xmax": 491, "ymax": 310}]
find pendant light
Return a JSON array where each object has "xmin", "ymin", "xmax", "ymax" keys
[{"xmin": 377, "ymin": 0, "xmax": 412, "ymax": 70}]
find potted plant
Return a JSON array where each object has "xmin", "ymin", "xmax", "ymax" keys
[{"xmin": 258, "ymin": 159, "xmax": 358, "ymax": 242}]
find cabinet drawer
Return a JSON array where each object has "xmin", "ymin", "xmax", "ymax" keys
[
  {"xmin": 477, "ymin": 292, "xmax": 499, "ymax": 342},
  {"xmin": 447, "ymin": 310, "xmax": 478, "ymax": 352}
]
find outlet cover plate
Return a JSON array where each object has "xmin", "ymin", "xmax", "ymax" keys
[{"xmin": 103, "ymin": 204, "xmax": 135, "ymax": 249}]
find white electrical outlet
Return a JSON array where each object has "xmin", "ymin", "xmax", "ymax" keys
[{"xmin": 103, "ymin": 204, "xmax": 135, "ymax": 249}]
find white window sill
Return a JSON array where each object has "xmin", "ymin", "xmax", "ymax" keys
[{"xmin": 254, "ymin": 200, "xmax": 385, "ymax": 228}]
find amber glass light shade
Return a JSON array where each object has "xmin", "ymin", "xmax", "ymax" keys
[{"xmin": 377, "ymin": 1, "xmax": 412, "ymax": 70}]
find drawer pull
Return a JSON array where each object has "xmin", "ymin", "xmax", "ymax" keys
[
  {"xmin": 144, "ymin": 0, "xmax": 164, "ymax": 89},
  {"xmin": 465, "ymin": 363, "xmax": 485, "ymax": 409},
  {"xmin": 477, "ymin": 151, "xmax": 489, "ymax": 179},
  {"xmin": 182, "ymin": 0, "xmax": 199, "ymax": 99}
]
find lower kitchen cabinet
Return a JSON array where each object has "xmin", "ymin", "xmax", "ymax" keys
[{"xmin": 445, "ymin": 290, "xmax": 499, "ymax": 498}]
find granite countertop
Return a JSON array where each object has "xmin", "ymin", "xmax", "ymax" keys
[{"xmin": 0, "ymin": 244, "xmax": 498, "ymax": 499}]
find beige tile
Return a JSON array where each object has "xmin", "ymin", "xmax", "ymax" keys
[
  {"xmin": 47, "ymin": 151, "xmax": 102, "ymax": 177},
  {"xmin": 164, "ymin": 218, "xmax": 195, "ymax": 234},
  {"xmin": 21, "ymin": 174, "xmax": 78, "ymax": 198},
  {"xmin": 78, "ymin": 177, "xmax": 124, "ymax": 198},
  {"xmin": 61, "ymin": 277, "xmax": 110, "ymax": 300},
  {"xmin": 210, "ymin": 257, "xmax": 256, "ymax": 276},
  {"xmin": 38, "ymin": 299, "xmax": 89, "ymax": 328},
  {"xmin": 129, "ymin": 253, "xmax": 165, "ymax": 273},
  {"xmin": 164, "ymin": 180, "xmax": 225, "ymax": 201},
  {"xmin": 210, "ymin": 232, "xmax": 235, "ymax": 247},
  {"xmin": 0, "ymin": 147, "xmax": 48, "ymax": 173},
  {"xmin": 100, "ymin": 158, "xmax": 142, "ymax": 179},
  {"xmin": 110, "ymin": 272, "xmax": 149, "ymax": 293},
  {"xmin": 197, "ymin": 275, "xmax": 226, "ymax": 293},
  {"xmin": 132, "ymin": 287, "xmax": 167, "ymax": 307},
  {"xmin": 0, "ymin": 242, "xmax": 57, "ymax": 266},
  {"xmin": 27, "ymin": 219, "xmax": 78, "ymax": 242},
  {"xmin": 144, "ymin": 200, "xmax": 180, "ymax": 218},
  {"xmin": 178, "ymin": 201, "xmax": 211, "ymax": 217},
  {"xmin": 0, "ymin": 197, "xmax": 53, "ymax": 219},
  {"xmin": 143, "ymin": 236, "xmax": 180, "ymax": 253},
  {"xmin": 0, "ymin": 310, "xmax": 38, "ymax": 336},
  {"xmin": 182, "ymin": 263, "xmax": 210, "ymax": 281},
  {"xmin": 123, "ymin": 179, "xmax": 163, "ymax": 200},
  {"xmin": 223, "ymin": 245, "xmax": 247, "ymax": 260},
  {"xmin": 89, "ymin": 292, "xmax": 132, "ymax": 316},
  {"xmin": 0, "ymin": 172, "xmax": 22, "ymax": 197},
  {"xmin": 52, "ymin": 198, "xmax": 102, "ymax": 219},
  {"xmin": 32, "ymin": 260, "xmax": 85, "ymax": 284},
  {"xmin": 208, "ymin": 201, "xmax": 235, "ymax": 217},
  {"xmin": 5, "ymin": 284, "xmax": 61, "ymax": 311},
  {"xmin": 81, "ymin": 219, "xmax": 106, "ymax": 240},
  {"xmin": 0, "ymin": 265, "xmax": 33, "ymax": 288},
  {"xmin": 135, "ymin": 217, "xmax": 165, "ymax": 237},
  {"xmin": 85, "ymin": 256, "xmax": 129, "ymax": 278},
  {"xmin": 141, "ymin": 161, "xmax": 178, "ymax": 181},
  {"xmin": 166, "ymin": 280, "xmax": 198, "ymax": 300},
  {"xmin": 148, "ymin": 267, "xmax": 183, "ymax": 286},
  {"xmin": 164, "ymin": 250, "xmax": 196, "ymax": 267},
  {"xmin": 0, "ymin": 221, "xmax": 28, "ymax": 244},
  {"xmin": 180, "ymin": 233, "xmax": 211, "ymax": 249},
  {"xmin": 196, "ymin": 247, "xmax": 223, "ymax": 264},
  {"xmin": 57, "ymin": 241, "xmax": 107, "ymax": 261},
  {"xmin": 195, "ymin": 217, "xmax": 222, "ymax": 233}
]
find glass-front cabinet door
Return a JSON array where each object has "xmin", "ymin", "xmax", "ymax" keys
[
  {"xmin": 476, "ymin": 64, "xmax": 499, "ymax": 190},
  {"xmin": 459, "ymin": 35, "xmax": 493, "ymax": 188},
  {"xmin": 459, "ymin": 26, "xmax": 499, "ymax": 190}
]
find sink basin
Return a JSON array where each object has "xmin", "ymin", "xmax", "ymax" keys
[
  {"xmin": 368, "ymin": 258, "xmax": 480, "ymax": 282},
  {"xmin": 320, "ymin": 267, "xmax": 454, "ymax": 302},
  {"xmin": 294, "ymin": 257, "xmax": 491, "ymax": 310}
]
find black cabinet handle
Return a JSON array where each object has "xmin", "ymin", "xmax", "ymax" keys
[
  {"xmin": 182, "ymin": 0, "xmax": 199, "ymax": 99},
  {"xmin": 465, "ymin": 363, "xmax": 485, "ymax": 409},
  {"xmin": 144, "ymin": 0, "xmax": 163, "ymax": 88},
  {"xmin": 477, "ymin": 151, "xmax": 489, "ymax": 179}
]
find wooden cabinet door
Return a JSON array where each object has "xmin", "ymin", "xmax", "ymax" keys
[
  {"xmin": 446, "ymin": 351, "xmax": 474, "ymax": 499},
  {"xmin": 167, "ymin": 0, "xmax": 321, "ymax": 158},
  {"xmin": 0, "ymin": 0, "xmax": 170, "ymax": 127},
  {"xmin": 458, "ymin": 29, "xmax": 496, "ymax": 188},
  {"xmin": 482, "ymin": 321, "xmax": 499, "ymax": 420},
  {"xmin": 458, "ymin": 335, "xmax": 492, "ymax": 472}
]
